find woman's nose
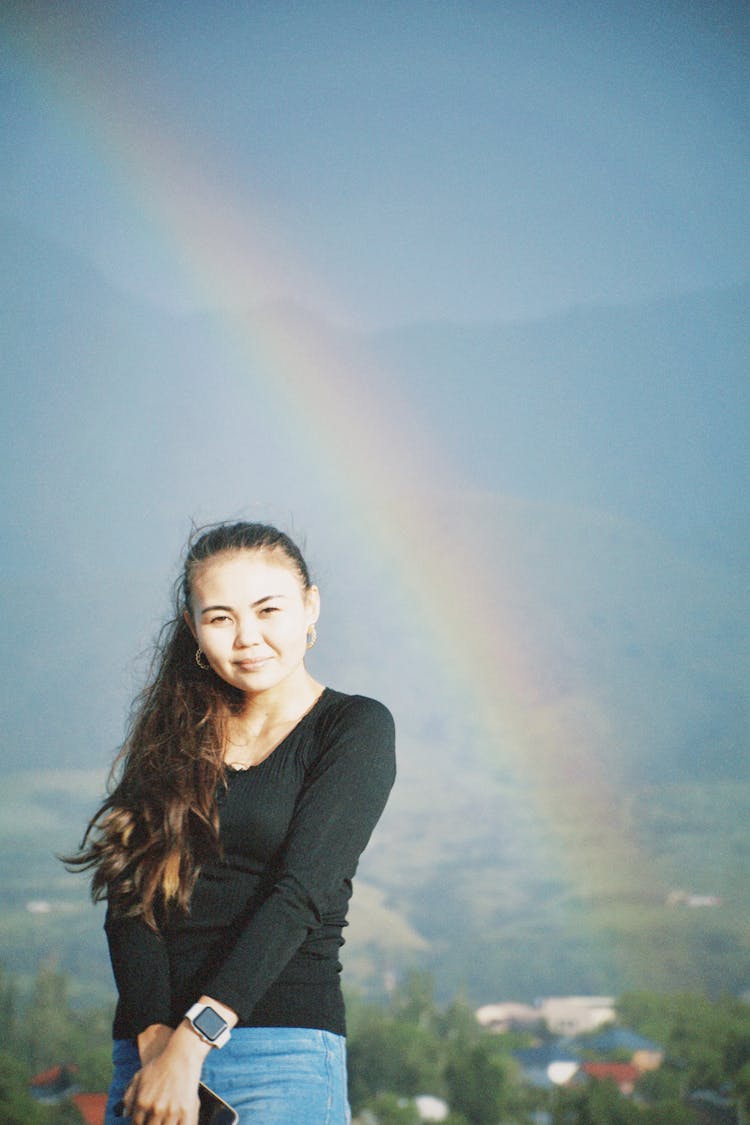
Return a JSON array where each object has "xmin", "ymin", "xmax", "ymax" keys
[{"xmin": 234, "ymin": 615, "xmax": 261, "ymax": 647}]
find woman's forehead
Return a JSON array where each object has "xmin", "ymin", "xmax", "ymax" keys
[{"xmin": 191, "ymin": 549, "xmax": 301, "ymax": 597}]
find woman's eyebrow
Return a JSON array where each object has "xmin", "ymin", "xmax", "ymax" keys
[{"xmin": 200, "ymin": 595, "xmax": 287, "ymax": 615}]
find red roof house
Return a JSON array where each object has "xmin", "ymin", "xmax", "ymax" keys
[
  {"xmin": 29, "ymin": 1063, "xmax": 79, "ymax": 1102},
  {"xmin": 71, "ymin": 1093, "xmax": 108, "ymax": 1125},
  {"xmin": 581, "ymin": 1061, "xmax": 640, "ymax": 1096}
]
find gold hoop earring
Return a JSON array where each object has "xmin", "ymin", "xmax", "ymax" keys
[
  {"xmin": 306, "ymin": 624, "xmax": 317, "ymax": 650},
  {"xmin": 195, "ymin": 647, "xmax": 210, "ymax": 670}
]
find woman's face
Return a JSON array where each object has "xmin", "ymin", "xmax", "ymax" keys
[{"xmin": 186, "ymin": 549, "xmax": 319, "ymax": 696}]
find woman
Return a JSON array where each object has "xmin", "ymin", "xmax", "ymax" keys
[{"xmin": 68, "ymin": 521, "xmax": 396, "ymax": 1125}]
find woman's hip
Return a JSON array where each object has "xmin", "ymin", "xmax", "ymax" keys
[{"xmin": 105, "ymin": 1027, "xmax": 350, "ymax": 1125}]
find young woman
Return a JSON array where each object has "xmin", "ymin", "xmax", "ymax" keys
[{"xmin": 68, "ymin": 521, "xmax": 396, "ymax": 1125}]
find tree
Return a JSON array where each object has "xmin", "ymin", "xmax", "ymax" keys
[
  {"xmin": 444, "ymin": 1040, "xmax": 509, "ymax": 1125},
  {"xmin": 0, "ymin": 966, "xmax": 19, "ymax": 1049},
  {"xmin": 365, "ymin": 1092, "xmax": 422, "ymax": 1124},
  {"xmin": 391, "ymin": 969, "xmax": 439, "ymax": 1030},
  {"xmin": 552, "ymin": 1079, "xmax": 700, "ymax": 1125},
  {"xmin": 618, "ymin": 989, "xmax": 750, "ymax": 1113},
  {"xmin": 21, "ymin": 962, "xmax": 78, "ymax": 1075},
  {"xmin": 0, "ymin": 1052, "xmax": 45, "ymax": 1125},
  {"xmin": 552, "ymin": 1080, "xmax": 638, "ymax": 1125},
  {"xmin": 735, "ymin": 1061, "xmax": 750, "ymax": 1113},
  {"xmin": 10, "ymin": 962, "xmax": 113, "ymax": 1092},
  {"xmin": 348, "ymin": 1007, "xmax": 443, "ymax": 1109},
  {"xmin": 436, "ymin": 995, "xmax": 484, "ymax": 1046}
]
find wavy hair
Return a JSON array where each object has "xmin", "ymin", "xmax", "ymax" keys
[{"xmin": 65, "ymin": 521, "xmax": 312, "ymax": 929}]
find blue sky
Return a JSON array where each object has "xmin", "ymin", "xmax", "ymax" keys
[
  {"xmin": 0, "ymin": 0, "xmax": 747, "ymax": 728},
  {"xmin": 0, "ymin": 0, "xmax": 747, "ymax": 598},
  {"xmin": 1, "ymin": 0, "xmax": 747, "ymax": 573},
  {"xmin": 2, "ymin": 0, "xmax": 748, "ymax": 327}
]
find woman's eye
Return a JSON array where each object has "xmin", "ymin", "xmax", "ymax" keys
[
  {"xmin": 260, "ymin": 606, "xmax": 280, "ymax": 616},
  {"xmin": 209, "ymin": 614, "xmax": 231, "ymax": 624}
]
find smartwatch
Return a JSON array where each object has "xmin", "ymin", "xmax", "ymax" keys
[{"xmin": 184, "ymin": 1003, "xmax": 232, "ymax": 1048}]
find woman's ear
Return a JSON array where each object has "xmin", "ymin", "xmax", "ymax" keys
[
  {"xmin": 184, "ymin": 609, "xmax": 198, "ymax": 641},
  {"xmin": 306, "ymin": 585, "xmax": 320, "ymax": 625}
]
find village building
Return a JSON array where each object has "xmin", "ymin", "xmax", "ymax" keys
[
  {"xmin": 579, "ymin": 1061, "xmax": 640, "ymax": 1096},
  {"xmin": 476, "ymin": 994, "xmax": 616, "ymax": 1036},
  {"xmin": 539, "ymin": 996, "xmax": 616, "ymax": 1036},
  {"xmin": 475, "ymin": 1000, "xmax": 542, "ymax": 1032},
  {"xmin": 513, "ymin": 1043, "xmax": 581, "ymax": 1089},
  {"xmin": 71, "ymin": 1092, "xmax": 108, "ymax": 1125},
  {"xmin": 29, "ymin": 1063, "xmax": 80, "ymax": 1104},
  {"xmin": 585, "ymin": 1026, "xmax": 664, "ymax": 1071}
]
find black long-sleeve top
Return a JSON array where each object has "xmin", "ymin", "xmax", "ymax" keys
[{"xmin": 104, "ymin": 689, "xmax": 396, "ymax": 1039}]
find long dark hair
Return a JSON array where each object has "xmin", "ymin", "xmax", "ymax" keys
[{"xmin": 66, "ymin": 521, "xmax": 313, "ymax": 929}]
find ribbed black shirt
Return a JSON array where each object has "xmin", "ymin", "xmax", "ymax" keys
[{"xmin": 105, "ymin": 689, "xmax": 396, "ymax": 1039}]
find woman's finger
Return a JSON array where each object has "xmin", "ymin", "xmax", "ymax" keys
[{"xmin": 122, "ymin": 1071, "xmax": 140, "ymax": 1116}]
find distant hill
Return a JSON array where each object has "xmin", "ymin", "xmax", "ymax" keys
[
  {"xmin": 2, "ymin": 215, "xmax": 748, "ymax": 579},
  {"xmin": 367, "ymin": 284, "xmax": 750, "ymax": 571}
]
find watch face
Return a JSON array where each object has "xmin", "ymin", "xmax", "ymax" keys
[{"xmin": 194, "ymin": 1006, "xmax": 227, "ymax": 1041}]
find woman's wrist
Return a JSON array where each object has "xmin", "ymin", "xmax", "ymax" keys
[
  {"xmin": 137, "ymin": 1023, "xmax": 173, "ymax": 1065},
  {"xmin": 166, "ymin": 1021, "xmax": 214, "ymax": 1066}
]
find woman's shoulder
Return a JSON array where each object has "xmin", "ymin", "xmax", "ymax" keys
[
  {"xmin": 302, "ymin": 689, "xmax": 395, "ymax": 773},
  {"xmin": 317, "ymin": 687, "xmax": 395, "ymax": 733}
]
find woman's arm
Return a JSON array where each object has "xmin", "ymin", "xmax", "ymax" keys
[
  {"xmin": 104, "ymin": 909, "xmax": 173, "ymax": 1038},
  {"xmin": 106, "ymin": 899, "xmax": 239, "ymax": 1119},
  {"xmin": 204, "ymin": 696, "xmax": 396, "ymax": 1021},
  {"xmin": 124, "ymin": 995, "xmax": 238, "ymax": 1125}
]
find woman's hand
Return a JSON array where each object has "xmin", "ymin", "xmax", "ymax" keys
[
  {"xmin": 137, "ymin": 1023, "xmax": 173, "ymax": 1066},
  {"xmin": 124, "ymin": 1025, "xmax": 208, "ymax": 1125},
  {"xmin": 125, "ymin": 996, "xmax": 237, "ymax": 1124}
]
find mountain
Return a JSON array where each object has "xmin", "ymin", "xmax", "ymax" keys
[{"xmin": 367, "ymin": 285, "xmax": 750, "ymax": 571}]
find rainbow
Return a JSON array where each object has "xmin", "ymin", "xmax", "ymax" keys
[{"xmin": 8, "ymin": 8, "xmax": 663, "ymax": 980}]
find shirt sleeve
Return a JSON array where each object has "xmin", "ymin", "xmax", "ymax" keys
[
  {"xmin": 204, "ymin": 695, "xmax": 396, "ymax": 1020},
  {"xmin": 104, "ymin": 906, "xmax": 173, "ymax": 1037}
]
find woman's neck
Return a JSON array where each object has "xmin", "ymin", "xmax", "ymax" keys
[
  {"xmin": 223, "ymin": 673, "xmax": 325, "ymax": 769},
  {"xmin": 235, "ymin": 670, "xmax": 324, "ymax": 735}
]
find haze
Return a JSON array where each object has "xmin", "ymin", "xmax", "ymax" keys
[{"xmin": 1, "ymin": 1, "xmax": 747, "ymax": 1000}]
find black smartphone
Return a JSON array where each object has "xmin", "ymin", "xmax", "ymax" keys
[
  {"xmin": 199, "ymin": 1081, "xmax": 239, "ymax": 1125},
  {"xmin": 114, "ymin": 1083, "xmax": 238, "ymax": 1124}
]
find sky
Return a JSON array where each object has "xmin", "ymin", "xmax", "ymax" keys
[
  {"xmin": 1, "ymin": 0, "xmax": 747, "ymax": 729},
  {"xmin": 2, "ymin": 0, "xmax": 748, "ymax": 328},
  {"xmin": 1, "ymin": 0, "xmax": 748, "ymax": 999}
]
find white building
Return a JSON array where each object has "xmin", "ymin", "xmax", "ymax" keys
[
  {"xmin": 475, "ymin": 1001, "xmax": 541, "ymax": 1031},
  {"xmin": 540, "ymin": 996, "xmax": 615, "ymax": 1036},
  {"xmin": 414, "ymin": 1094, "xmax": 450, "ymax": 1121},
  {"xmin": 476, "ymin": 995, "xmax": 616, "ymax": 1037}
]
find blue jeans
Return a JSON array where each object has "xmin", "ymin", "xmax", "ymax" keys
[{"xmin": 104, "ymin": 1029, "xmax": 351, "ymax": 1125}]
